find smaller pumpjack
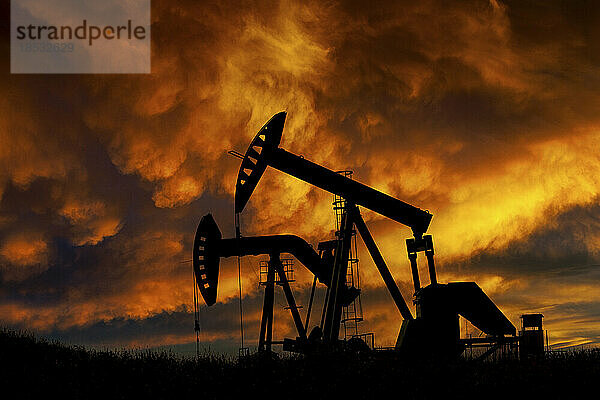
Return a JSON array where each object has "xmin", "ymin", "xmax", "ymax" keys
[
  {"xmin": 193, "ymin": 213, "xmax": 360, "ymax": 353},
  {"xmin": 194, "ymin": 112, "xmax": 516, "ymax": 358}
]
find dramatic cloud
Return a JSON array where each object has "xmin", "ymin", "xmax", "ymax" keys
[{"xmin": 1, "ymin": 0, "xmax": 600, "ymax": 352}]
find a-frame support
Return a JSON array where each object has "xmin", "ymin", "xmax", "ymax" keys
[{"xmin": 258, "ymin": 253, "xmax": 307, "ymax": 353}]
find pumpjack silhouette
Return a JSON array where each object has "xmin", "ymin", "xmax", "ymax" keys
[{"xmin": 193, "ymin": 112, "xmax": 538, "ymax": 359}]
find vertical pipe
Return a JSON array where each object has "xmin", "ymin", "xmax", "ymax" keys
[{"xmin": 234, "ymin": 213, "xmax": 245, "ymax": 353}]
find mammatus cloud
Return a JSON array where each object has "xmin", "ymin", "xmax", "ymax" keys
[
  {"xmin": 0, "ymin": 232, "xmax": 48, "ymax": 283},
  {"xmin": 1, "ymin": 0, "xmax": 600, "ymax": 351}
]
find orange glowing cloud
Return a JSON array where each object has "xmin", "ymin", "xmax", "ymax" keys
[
  {"xmin": 0, "ymin": 233, "xmax": 47, "ymax": 266},
  {"xmin": 0, "ymin": 232, "xmax": 49, "ymax": 283},
  {"xmin": 60, "ymin": 200, "xmax": 122, "ymax": 246}
]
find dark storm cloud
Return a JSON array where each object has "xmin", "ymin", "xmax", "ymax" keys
[{"xmin": 315, "ymin": 0, "xmax": 600, "ymax": 183}]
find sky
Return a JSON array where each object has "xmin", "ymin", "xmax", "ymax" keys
[{"xmin": 2, "ymin": 0, "xmax": 600, "ymax": 355}]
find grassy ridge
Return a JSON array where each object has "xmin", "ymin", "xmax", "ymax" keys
[{"xmin": 1, "ymin": 328, "xmax": 597, "ymax": 399}]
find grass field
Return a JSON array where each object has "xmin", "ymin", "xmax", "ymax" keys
[{"xmin": 1, "ymin": 328, "xmax": 597, "ymax": 399}]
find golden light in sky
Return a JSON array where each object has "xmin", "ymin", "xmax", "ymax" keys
[{"xmin": 2, "ymin": 0, "xmax": 600, "ymax": 353}]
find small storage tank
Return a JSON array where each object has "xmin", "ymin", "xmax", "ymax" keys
[{"xmin": 519, "ymin": 314, "xmax": 544, "ymax": 358}]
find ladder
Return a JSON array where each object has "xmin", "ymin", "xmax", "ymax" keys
[{"xmin": 333, "ymin": 171, "xmax": 364, "ymax": 341}]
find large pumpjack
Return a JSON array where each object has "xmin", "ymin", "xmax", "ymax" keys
[{"xmin": 194, "ymin": 112, "xmax": 516, "ymax": 358}]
